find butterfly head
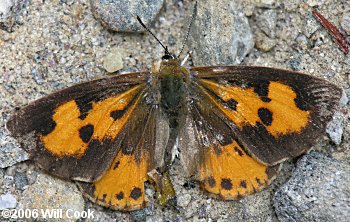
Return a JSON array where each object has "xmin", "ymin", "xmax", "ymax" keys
[
  {"xmin": 161, "ymin": 50, "xmax": 180, "ymax": 65},
  {"xmin": 161, "ymin": 52, "xmax": 176, "ymax": 61}
]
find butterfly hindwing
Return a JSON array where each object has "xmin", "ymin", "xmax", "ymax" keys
[
  {"xmin": 6, "ymin": 72, "xmax": 150, "ymax": 182},
  {"xmin": 185, "ymin": 90, "xmax": 280, "ymax": 199},
  {"xmin": 77, "ymin": 102, "xmax": 158, "ymax": 210},
  {"xmin": 190, "ymin": 66, "xmax": 342, "ymax": 166}
]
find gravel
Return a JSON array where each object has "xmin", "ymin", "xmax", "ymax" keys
[{"xmin": 0, "ymin": 0, "xmax": 349, "ymax": 221}]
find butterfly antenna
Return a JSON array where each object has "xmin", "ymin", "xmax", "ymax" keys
[
  {"xmin": 137, "ymin": 16, "xmax": 170, "ymax": 55},
  {"xmin": 178, "ymin": 1, "xmax": 197, "ymax": 59}
]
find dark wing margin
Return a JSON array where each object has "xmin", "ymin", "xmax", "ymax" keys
[
  {"xmin": 190, "ymin": 66, "xmax": 342, "ymax": 165},
  {"xmin": 6, "ymin": 72, "xmax": 150, "ymax": 182}
]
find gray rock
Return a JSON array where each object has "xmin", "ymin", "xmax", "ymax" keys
[
  {"xmin": 0, "ymin": 0, "xmax": 30, "ymax": 32},
  {"xmin": 188, "ymin": 0, "xmax": 254, "ymax": 66},
  {"xmin": 0, "ymin": 128, "xmax": 29, "ymax": 169},
  {"xmin": 274, "ymin": 152, "xmax": 350, "ymax": 222},
  {"xmin": 90, "ymin": 0, "xmax": 165, "ymax": 32},
  {"xmin": 20, "ymin": 173, "xmax": 85, "ymax": 221},
  {"xmin": 0, "ymin": 193, "xmax": 17, "ymax": 210},
  {"xmin": 256, "ymin": 9, "xmax": 277, "ymax": 38}
]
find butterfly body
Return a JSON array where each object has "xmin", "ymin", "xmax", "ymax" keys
[
  {"xmin": 6, "ymin": 55, "xmax": 342, "ymax": 210},
  {"xmin": 156, "ymin": 57, "xmax": 190, "ymax": 170}
]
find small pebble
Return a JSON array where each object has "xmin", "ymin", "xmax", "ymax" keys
[
  {"xmin": 3, "ymin": 175, "xmax": 14, "ymax": 187},
  {"xmin": 14, "ymin": 171, "xmax": 29, "ymax": 191},
  {"xmin": 0, "ymin": 193, "xmax": 17, "ymax": 210},
  {"xmin": 197, "ymin": 204, "xmax": 207, "ymax": 219},
  {"xmin": 177, "ymin": 193, "xmax": 192, "ymax": 207},
  {"xmin": 131, "ymin": 208, "xmax": 147, "ymax": 222},
  {"xmin": 326, "ymin": 111, "xmax": 345, "ymax": 145},
  {"xmin": 255, "ymin": 0, "xmax": 276, "ymax": 8},
  {"xmin": 306, "ymin": 0, "xmax": 325, "ymax": 7},
  {"xmin": 255, "ymin": 31, "xmax": 276, "ymax": 52},
  {"xmin": 103, "ymin": 48, "xmax": 125, "ymax": 73}
]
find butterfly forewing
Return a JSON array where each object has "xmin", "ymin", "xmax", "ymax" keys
[
  {"xmin": 190, "ymin": 66, "xmax": 342, "ymax": 166},
  {"xmin": 6, "ymin": 72, "xmax": 151, "ymax": 182}
]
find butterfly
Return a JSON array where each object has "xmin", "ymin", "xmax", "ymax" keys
[{"xmin": 6, "ymin": 14, "xmax": 342, "ymax": 212}]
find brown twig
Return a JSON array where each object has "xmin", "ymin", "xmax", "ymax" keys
[{"xmin": 312, "ymin": 9, "xmax": 349, "ymax": 55}]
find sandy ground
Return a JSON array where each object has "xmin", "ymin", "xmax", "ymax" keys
[{"xmin": 0, "ymin": 0, "xmax": 349, "ymax": 221}]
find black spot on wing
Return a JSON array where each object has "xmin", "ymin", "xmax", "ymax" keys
[
  {"xmin": 256, "ymin": 177, "xmax": 262, "ymax": 186},
  {"xmin": 130, "ymin": 187, "xmax": 142, "ymax": 200},
  {"xmin": 239, "ymin": 180, "xmax": 247, "ymax": 188},
  {"xmin": 234, "ymin": 146, "xmax": 244, "ymax": 156},
  {"xmin": 75, "ymin": 98, "xmax": 93, "ymax": 120},
  {"xmin": 102, "ymin": 193, "xmax": 107, "ymax": 201},
  {"xmin": 113, "ymin": 161, "xmax": 120, "ymax": 170},
  {"xmin": 208, "ymin": 176, "xmax": 216, "ymax": 188},
  {"xmin": 110, "ymin": 109, "xmax": 126, "ymax": 120},
  {"xmin": 226, "ymin": 99, "xmax": 238, "ymax": 111},
  {"xmin": 39, "ymin": 117, "xmax": 57, "ymax": 136},
  {"xmin": 258, "ymin": 108, "xmax": 273, "ymax": 126},
  {"xmin": 116, "ymin": 192, "xmax": 124, "ymax": 200},
  {"xmin": 248, "ymin": 80, "xmax": 271, "ymax": 102},
  {"xmin": 290, "ymin": 85, "xmax": 309, "ymax": 111},
  {"xmin": 261, "ymin": 97, "xmax": 271, "ymax": 102},
  {"xmin": 221, "ymin": 178, "xmax": 233, "ymax": 190},
  {"xmin": 79, "ymin": 124, "xmax": 94, "ymax": 143}
]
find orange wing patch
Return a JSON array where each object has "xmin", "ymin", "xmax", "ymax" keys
[
  {"xmin": 41, "ymin": 85, "xmax": 144, "ymax": 157},
  {"xmin": 199, "ymin": 141, "xmax": 279, "ymax": 199},
  {"xmin": 78, "ymin": 150, "xmax": 150, "ymax": 210},
  {"xmin": 199, "ymin": 79, "xmax": 310, "ymax": 137}
]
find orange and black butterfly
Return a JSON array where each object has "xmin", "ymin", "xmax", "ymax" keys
[{"xmin": 6, "ymin": 11, "xmax": 342, "ymax": 211}]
